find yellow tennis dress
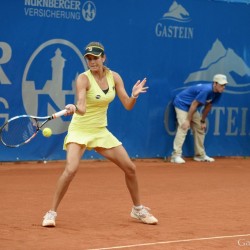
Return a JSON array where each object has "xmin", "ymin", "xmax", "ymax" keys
[{"xmin": 64, "ymin": 69, "xmax": 122, "ymax": 150}]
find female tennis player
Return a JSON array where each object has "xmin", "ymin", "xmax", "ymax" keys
[{"xmin": 42, "ymin": 41, "xmax": 158, "ymax": 227}]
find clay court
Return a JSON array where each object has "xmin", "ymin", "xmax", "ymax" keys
[{"xmin": 1, "ymin": 158, "xmax": 250, "ymax": 250}]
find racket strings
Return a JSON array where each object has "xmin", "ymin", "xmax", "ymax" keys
[{"xmin": 1, "ymin": 117, "xmax": 39, "ymax": 147}]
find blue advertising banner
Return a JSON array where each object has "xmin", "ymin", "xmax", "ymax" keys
[{"xmin": 0, "ymin": 0, "xmax": 250, "ymax": 161}]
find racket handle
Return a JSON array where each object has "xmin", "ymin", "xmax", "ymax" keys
[{"xmin": 52, "ymin": 109, "xmax": 67, "ymax": 119}]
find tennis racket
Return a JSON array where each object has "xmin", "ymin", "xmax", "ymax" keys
[{"xmin": 0, "ymin": 109, "xmax": 67, "ymax": 148}]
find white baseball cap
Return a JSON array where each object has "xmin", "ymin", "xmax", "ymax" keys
[{"xmin": 213, "ymin": 74, "xmax": 228, "ymax": 85}]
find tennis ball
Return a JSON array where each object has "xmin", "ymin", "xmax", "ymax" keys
[{"xmin": 42, "ymin": 128, "xmax": 52, "ymax": 137}]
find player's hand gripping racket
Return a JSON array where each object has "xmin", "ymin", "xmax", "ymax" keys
[{"xmin": 0, "ymin": 109, "xmax": 67, "ymax": 148}]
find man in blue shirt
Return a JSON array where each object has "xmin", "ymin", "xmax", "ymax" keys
[{"xmin": 171, "ymin": 74, "xmax": 228, "ymax": 164}]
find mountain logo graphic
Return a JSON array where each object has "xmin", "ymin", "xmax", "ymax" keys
[
  {"xmin": 155, "ymin": 0, "xmax": 193, "ymax": 39},
  {"xmin": 162, "ymin": 0, "xmax": 191, "ymax": 23},
  {"xmin": 184, "ymin": 39, "xmax": 250, "ymax": 94}
]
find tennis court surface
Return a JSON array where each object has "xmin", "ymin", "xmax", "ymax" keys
[{"xmin": 0, "ymin": 158, "xmax": 250, "ymax": 250}]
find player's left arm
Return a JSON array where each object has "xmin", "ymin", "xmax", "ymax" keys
[{"xmin": 113, "ymin": 71, "xmax": 148, "ymax": 110}]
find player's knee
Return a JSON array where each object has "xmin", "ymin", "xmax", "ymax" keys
[
  {"xmin": 125, "ymin": 162, "xmax": 136, "ymax": 177},
  {"xmin": 64, "ymin": 164, "xmax": 78, "ymax": 180}
]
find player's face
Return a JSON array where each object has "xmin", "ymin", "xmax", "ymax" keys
[{"xmin": 85, "ymin": 55, "xmax": 105, "ymax": 72}]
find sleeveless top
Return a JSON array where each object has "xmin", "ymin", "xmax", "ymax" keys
[{"xmin": 70, "ymin": 69, "xmax": 116, "ymax": 128}]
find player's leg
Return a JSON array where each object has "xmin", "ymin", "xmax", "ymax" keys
[
  {"xmin": 51, "ymin": 143, "xmax": 86, "ymax": 210},
  {"xmin": 171, "ymin": 107, "xmax": 189, "ymax": 163},
  {"xmin": 96, "ymin": 145, "xmax": 158, "ymax": 225},
  {"xmin": 96, "ymin": 145, "xmax": 140, "ymax": 205},
  {"xmin": 42, "ymin": 143, "xmax": 86, "ymax": 227}
]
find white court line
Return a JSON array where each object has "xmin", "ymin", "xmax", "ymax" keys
[{"xmin": 86, "ymin": 233, "xmax": 250, "ymax": 250}]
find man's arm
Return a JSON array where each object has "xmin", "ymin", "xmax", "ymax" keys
[
  {"xmin": 201, "ymin": 102, "xmax": 212, "ymax": 122},
  {"xmin": 187, "ymin": 100, "xmax": 200, "ymax": 121},
  {"xmin": 181, "ymin": 100, "xmax": 200, "ymax": 130}
]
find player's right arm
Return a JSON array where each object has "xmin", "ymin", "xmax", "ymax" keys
[
  {"xmin": 75, "ymin": 73, "xmax": 89, "ymax": 115},
  {"xmin": 65, "ymin": 73, "xmax": 89, "ymax": 116}
]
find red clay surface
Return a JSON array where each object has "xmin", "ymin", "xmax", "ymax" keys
[{"xmin": 0, "ymin": 158, "xmax": 250, "ymax": 250}]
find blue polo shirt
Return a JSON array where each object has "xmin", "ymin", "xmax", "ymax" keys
[{"xmin": 173, "ymin": 83, "xmax": 222, "ymax": 112}]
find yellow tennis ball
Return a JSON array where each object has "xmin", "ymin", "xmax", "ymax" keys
[{"xmin": 42, "ymin": 128, "xmax": 52, "ymax": 137}]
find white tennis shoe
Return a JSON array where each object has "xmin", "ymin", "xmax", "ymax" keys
[
  {"xmin": 42, "ymin": 210, "xmax": 57, "ymax": 227},
  {"xmin": 171, "ymin": 156, "xmax": 185, "ymax": 164},
  {"xmin": 131, "ymin": 206, "xmax": 158, "ymax": 225},
  {"xmin": 194, "ymin": 155, "xmax": 215, "ymax": 162}
]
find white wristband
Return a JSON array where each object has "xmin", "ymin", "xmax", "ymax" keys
[{"xmin": 131, "ymin": 93, "xmax": 138, "ymax": 99}]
